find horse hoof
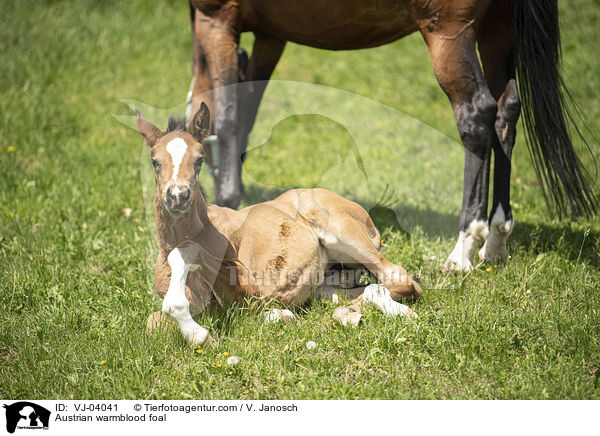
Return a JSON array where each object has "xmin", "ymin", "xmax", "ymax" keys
[
  {"xmin": 333, "ymin": 306, "xmax": 363, "ymax": 327},
  {"xmin": 264, "ymin": 309, "xmax": 296, "ymax": 324},
  {"xmin": 477, "ymin": 240, "xmax": 509, "ymax": 264},
  {"xmin": 443, "ymin": 257, "xmax": 474, "ymax": 273}
]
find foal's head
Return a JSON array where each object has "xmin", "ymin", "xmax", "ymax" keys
[{"xmin": 136, "ymin": 103, "xmax": 210, "ymax": 216}]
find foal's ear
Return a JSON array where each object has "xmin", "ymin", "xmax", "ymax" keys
[
  {"xmin": 192, "ymin": 102, "xmax": 211, "ymax": 143},
  {"xmin": 136, "ymin": 110, "xmax": 163, "ymax": 147}
]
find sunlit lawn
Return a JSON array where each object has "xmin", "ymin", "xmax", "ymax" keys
[{"xmin": 0, "ymin": 0, "xmax": 599, "ymax": 399}]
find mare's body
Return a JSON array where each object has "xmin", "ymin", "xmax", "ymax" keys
[{"xmin": 187, "ymin": 0, "xmax": 597, "ymax": 271}]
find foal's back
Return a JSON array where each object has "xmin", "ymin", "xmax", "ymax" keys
[{"xmin": 206, "ymin": 188, "xmax": 385, "ymax": 305}]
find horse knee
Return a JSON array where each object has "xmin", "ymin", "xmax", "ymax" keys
[{"xmin": 456, "ymin": 91, "xmax": 497, "ymax": 157}]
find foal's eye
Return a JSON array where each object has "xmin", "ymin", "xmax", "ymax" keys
[
  {"xmin": 151, "ymin": 159, "xmax": 160, "ymax": 169},
  {"xmin": 194, "ymin": 157, "xmax": 204, "ymax": 170}
]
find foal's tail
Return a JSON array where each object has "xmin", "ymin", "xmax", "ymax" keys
[{"xmin": 512, "ymin": 0, "xmax": 598, "ymax": 218}]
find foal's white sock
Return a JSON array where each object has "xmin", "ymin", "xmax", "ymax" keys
[{"xmin": 363, "ymin": 284, "xmax": 417, "ymax": 319}]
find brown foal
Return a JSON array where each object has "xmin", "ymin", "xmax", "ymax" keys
[{"xmin": 138, "ymin": 103, "xmax": 421, "ymax": 345}]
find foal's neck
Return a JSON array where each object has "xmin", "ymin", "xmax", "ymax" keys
[{"xmin": 155, "ymin": 183, "xmax": 211, "ymax": 253}]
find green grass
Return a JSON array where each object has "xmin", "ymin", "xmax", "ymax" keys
[{"xmin": 1, "ymin": 0, "xmax": 599, "ymax": 399}]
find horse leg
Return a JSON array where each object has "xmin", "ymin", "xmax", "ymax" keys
[
  {"xmin": 195, "ymin": 6, "xmax": 242, "ymax": 209},
  {"xmin": 317, "ymin": 284, "xmax": 417, "ymax": 324},
  {"xmin": 188, "ymin": 8, "xmax": 215, "ymax": 124},
  {"xmin": 476, "ymin": 0, "xmax": 521, "ymax": 263},
  {"xmin": 478, "ymin": 81, "xmax": 520, "ymax": 262},
  {"xmin": 416, "ymin": 20, "xmax": 498, "ymax": 271},
  {"xmin": 238, "ymin": 35, "xmax": 286, "ymax": 163}
]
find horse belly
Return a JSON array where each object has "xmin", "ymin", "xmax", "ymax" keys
[
  {"xmin": 241, "ymin": 0, "xmax": 418, "ymax": 49},
  {"xmin": 266, "ymin": 243, "xmax": 326, "ymax": 307},
  {"xmin": 235, "ymin": 205, "xmax": 326, "ymax": 306}
]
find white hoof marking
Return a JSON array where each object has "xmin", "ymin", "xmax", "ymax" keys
[
  {"xmin": 263, "ymin": 309, "xmax": 295, "ymax": 324},
  {"xmin": 479, "ymin": 205, "xmax": 513, "ymax": 263},
  {"xmin": 333, "ymin": 306, "xmax": 363, "ymax": 327},
  {"xmin": 445, "ymin": 220, "xmax": 488, "ymax": 272}
]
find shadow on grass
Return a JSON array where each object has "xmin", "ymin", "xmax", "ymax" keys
[{"xmin": 511, "ymin": 220, "xmax": 599, "ymax": 267}]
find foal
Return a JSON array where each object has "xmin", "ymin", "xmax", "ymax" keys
[{"xmin": 138, "ymin": 103, "xmax": 421, "ymax": 345}]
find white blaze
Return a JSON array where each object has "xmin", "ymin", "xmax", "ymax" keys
[{"xmin": 166, "ymin": 137, "xmax": 188, "ymax": 182}]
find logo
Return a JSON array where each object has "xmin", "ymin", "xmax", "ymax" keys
[{"xmin": 3, "ymin": 402, "xmax": 50, "ymax": 434}]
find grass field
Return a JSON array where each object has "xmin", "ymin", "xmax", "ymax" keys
[{"xmin": 1, "ymin": 0, "xmax": 599, "ymax": 399}]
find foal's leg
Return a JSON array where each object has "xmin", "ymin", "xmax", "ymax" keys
[
  {"xmin": 303, "ymin": 193, "xmax": 422, "ymax": 300},
  {"xmin": 147, "ymin": 250, "xmax": 213, "ymax": 333},
  {"xmin": 239, "ymin": 35, "xmax": 286, "ymax": 164},
  {"xmin": 476, "ymin": 1, "xmax": 521, "ymax": 263},
  {"xmin": 160, "ymin": 242, "xmax": 211, "ymax": 346},
  {"xmin": 416, "ymin": 16, "xmax": 498, "ymax": 271},
  {"xmin": 317, "ymin": 285, "xmax": 417, "ymax": 324}
]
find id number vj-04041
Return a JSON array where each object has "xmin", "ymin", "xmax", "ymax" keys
[{"xmin": 73, "ymin": 404, "xmax": 118, "ymax": 412}]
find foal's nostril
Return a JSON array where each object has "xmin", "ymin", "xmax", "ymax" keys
[
  {"xmin": 180, "ymin": 188, "xmax": 190, "ymax": 202},
  {"xmin": 166, "ymin": 185, "xmax": 191, "ymax": 210}
]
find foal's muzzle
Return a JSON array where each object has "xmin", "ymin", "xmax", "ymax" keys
[{"xmin": 165, "ymin": 184, "xmax": 192, "ymax": 213}]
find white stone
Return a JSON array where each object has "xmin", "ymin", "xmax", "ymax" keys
[{"xmin": 227, "ymin": 356, "xmax": 240, "ymax": 365}]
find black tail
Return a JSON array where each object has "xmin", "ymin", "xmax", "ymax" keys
[{"xmin": 512, "ymin": 0, "xmax": 598, "ymax": 218}]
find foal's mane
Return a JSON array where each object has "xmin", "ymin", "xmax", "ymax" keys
[{"xmin": 166, "ymin": 116, "xmax": 187, "ymax": 133}]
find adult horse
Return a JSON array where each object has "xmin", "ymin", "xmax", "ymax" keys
[{"xmin": 186, "ymin": 0, "xmax": 597, "ymax": 271}]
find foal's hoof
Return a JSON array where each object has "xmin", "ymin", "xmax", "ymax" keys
[
  {"xmin": 363, "ymin": 284, "xmax": 418, "ymax": 319},
  {"xmin": 333, "ymin": 306, "xmax": 363, "ymax": 327},
  {"xmin": 182, "ymin": 324, "xmax": 212, "ymax": 347},
  {"xmin": 146, "ymin": 311, "xmax": 173, "ymax": 334},
  {"xmin": 263, "ymin": 309, "xmax": 296, "ymax": 324},
  {"xmin": 386, "ymin": 278, "xmax": 423, "ymax": 302}
]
